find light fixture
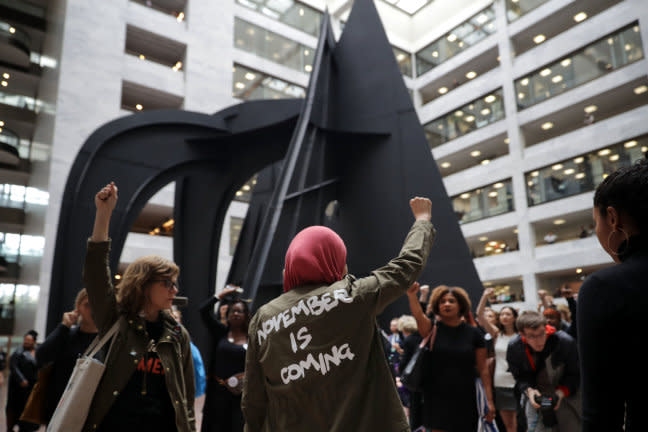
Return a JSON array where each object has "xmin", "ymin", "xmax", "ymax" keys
[
  {"xmin": 135, "ymin": 104, "xmax": 143, "ymax": 110},
  {"xmin": 552, "ymin": 163, "xmax": 563, "ymax": 170},
  {"xmin": 576, "ymin": 268, "xmax": 583, "ymax": 274},
  {"xmin": 115, "ymin": 274, "xmax": 122, "ymax": 280},
  {"xmin": 564, "ymin": 168, "xmax": 575, "ymax": 175},
  {"xmin": 642, "ymin": 146, "xmax": 648, "ymax": 152},
  {"xmin": 598, "ymin": 148, "xmax": 611, "ymax": 156},
  {"xmin": 172, "ymin": 61, "xmax": 183, "ymax": 71},
  {"xmin": 438, "ymin": 87, "xmax": 448, "ymax": 94},
  {"xmin": 551, "ymin": 75, "xmax": 563, "ymax": 83},
  {"xmin": 177, "ymin": 11, "xmax": 185, "ymax": 22},
  {"xmin": 518, "ymin": 92, "xmax": 526, "ymax": 100},
  {"xmin": 455, "ymin": 110, "xmax": 464, "ymax": 117},
  {"xmin": 0, "ymin": 120, "xmax": 4, "ymax": 127},
  {"xmin": 304, "ymin": 65, "xmax": 312, "ymax": 72},
  {"xmin": 484, "ymin": 95, "xmax": 496, "ymax": 103},
  {"xmin": 553, "ymin": 219, "xmax": 566, "ymax": 225},
  {"xmin": 2, "ymin": 73, "xmax": 8, "ymax": 79},
  {"xmin": 299, "ymin": 8, "xmax": 304, "ymax": 16},
  {"xmin": 242, "ymin": 184, "xmax": 251, "ymax": 191},
  {"xmin": 465, "ymin": 115, "xmax": 475, "ymax": 122},
  {"xmin": 533, "ymin": 34, "xmax": 546, "ymax": 44},
  {"xmin": 561, "ymin": 59, "xmax": 572, "ymax": 67},
  {"xmin": 520, "ymin": 78, "xmax": 529, "ymax": 86},
  {"xmin": 504, "ymin": 138, "xmax": 510, "ymax": 144},
  {"xmin": 481, "ymin": 159, "xmax": 491, "ymax": 165},
  {"xmin": 1, "ymin": 81, "xmax": 8, "ymax": 87},
  {"xmin": 531, "ymin": 171, "xmax": 539, "ymax": 177},
  {"xmin": 466, "ymin": 71, "xmax": 477, "ymax": 79},
  {"xmin": 485, "ymin": 246, "xmax": 493, "ymax": 252},
  {"xmin": 488, "ymin": 241, "xmax": 498, "ymax": 247},
  {"xmin": 514, "ymin": 228, "xmax": 519, "ymax": 234},
  {"xmin": 609, "ymin": 154, "xmax": 619, "ymax": 161},
  {"xmin": 573, "ymin": 12, "xmax": 587, "ymax": 22},
  {"xmin": 540, "ymin": 68, "xmax": 552, "ymax": 77},
  {"xmin": 432, "ymin": 51, "xmax": 439, "ymax": 58},
  {"xmin": 624, "ymin": 140, "xmax": 638, "ymax": 148},
  {"xmin": 541, "ymin": 122, "xmax": 554, "ymax": 130},
  {"xmin": 235, "ymin": 82, "xmax": 245, "ymax": 89},
  {"xmin": 447, "ymin": 34, "xmax": 457, "ymax": 42},
  {"xmin": 304, "ymin": 49, "xmax": 310, "ymax": 56},
  {"xmin": 244, "ymin": 72, "xmax": 256, "ymax": 80},
  {"xmin": 574, "ymin": 157, "xmax": 584, "ymax": 164},
  {"xmin": 9, "ymin": 27, "xmax": 15, "ymax": 34},
  {"xmin": 441, "ymin": 162, "xmax": 451, "ymax": 168},
  {"xmin": 634, "ymin": 85, "xmax": 648, "ymax": 95},
  {"xmin": 480, "ymin": 108, "xmax": 490, "ymax": 116},
  {"xmin": 479, "ymin": 236, "xmax": 488, "ymax": 242},
  {"xmin": 584, "ymin": 105, "xmax": 597, "ymax": 114},
  {"xmin": 470, "ymin": 150, "xmax": 481, "ymax": 157},
  {"xmin": 494, "ymin": 182, "xmax": 504, "ymax": 189},
  {"xmin": 575, "ymin": 172, "xmax": 586, "ymax": 179},
  {"xmin": 460, "ymin": 193, "xmax": 470, "ymax": 199}
]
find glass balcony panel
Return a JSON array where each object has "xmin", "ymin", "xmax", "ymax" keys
[
  {"xmin": 506, "ymin": 0, "xmax": 545, "ymax": 22},
  {"xmin": 453, "ymin": 179, "xmax": 514, "ymax": 224},
  {"xmin": 232, "ymin": 64, "xmax": 306, "ymax": 100},
  {"xmin": 236, "ymin": 0, "xmax": 322, "ymax": 37}
]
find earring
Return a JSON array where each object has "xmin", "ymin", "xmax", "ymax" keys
[{"xmin": 606, "ymin": 228, "xmax": 630, "ymax": 256}]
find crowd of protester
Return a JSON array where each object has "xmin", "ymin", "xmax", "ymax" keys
[{"xmin": 0, "ymin": 158, "xmax": 645, "ymax": 431}]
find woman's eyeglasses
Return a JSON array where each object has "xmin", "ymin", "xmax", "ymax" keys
[{"xmin": 150, "ymin": 279, "xmax": 179, "ymax": 291}]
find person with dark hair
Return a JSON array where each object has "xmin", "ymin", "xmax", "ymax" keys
[
  {"xmin": 84, "ymin": 182, "xmax": 195, "ymax": 432},
  {"xmin": 5, "ymin": 330, "xmax": 39, "ymax": 431},
  {"xmin": 397, "ymin": 314, "xmax": 423, "ymax": 430},
  {"xmin": 242, "ymin": 197, "xmax": 435, "ymax": 432},
  {"xmin": 407, "ymin": 283, "xmax": 495, "ymax": 432},
  {"xmin": 36, "ymin": 288, "xmax": 98, "ymax": 424},
  {"xmin": 200, "ymin": 285, "xmax": 250, "ymax": 432},
  {"xmin": 507, "ymin": 311, "xmax": 581, "ymax": 431},
  {"xmin": 477, "ymin": 289, "xmax": 519, "ymax": 432},
  {"xmin": 578, "ymin": 158, "xmax": 648, "ymax": 431}
]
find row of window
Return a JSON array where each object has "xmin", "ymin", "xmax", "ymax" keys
[{"xmin": 451, "ymin": 135, "xmax": 648, "ymax": 224}]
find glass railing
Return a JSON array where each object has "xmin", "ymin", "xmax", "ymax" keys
[
  {"xmin": 0, "ymin": 127, "xmax": 19, "ymax": 150},
  {"xmin": 452, "ymin": 179, "xmax": 514, "ymax": 224},
  {"xmin": 0, "ymin": 232, "xmax": 45, "ymax": 257},
  {"xmin": 0, "ymin": 184, "xmax": 49, "ymax": 209},
  {"xmin": 415, "ymin": 5, "xmax": 496, "ymax": 76},
  {"xmin": 0, "ymin": 0, "xmax": 46, "ymax": 18},
  {"xmin": 234, "ymin": 18, "xmax": 315, "ymax": 74},
  {"xmin": 0, "ymin": 21, "xmax": 31, "ymax": 52},
  {"xmin": 0, "ymin": 90, "xmax": 39, "ymax": 112},
  {"xmin": 233, "ymin": 64, "xmax": 306, "ymax": 100},
  {"xmin": 236, "ymin": 0, "xmax": 322, "ymax": 37},
  {"xmin": 506, "ymin": 0, "xmax": 546, "ymax": 22},
  {"xmin": 393, "ymin": 46, "xmax": 413, "ymax": 77},
  {"xmin": 230, "ymin": 216, "xmax": 244, "ymax": 255},
  {"xmin": 130, "ymin": 0, "xmax": 186, "ymax": 20},
  {"xmin": 526, "ymin": 135, "xmax": 648, "ymax": 206},
  {"xmin": 483, "ymin": 280, "xmax": 525, "ymax": 304},
  {"xmin": 423, "ymin": 89, "xmax": 505, "ymax": 149},
  {"xmin": 515, "ymin": 24, "xmax": 644, "ymax": 110}
]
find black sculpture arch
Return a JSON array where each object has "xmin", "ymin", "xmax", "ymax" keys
[{"xmin": 48, "ymin": 0, "xmax": 483, "ymax": 355}]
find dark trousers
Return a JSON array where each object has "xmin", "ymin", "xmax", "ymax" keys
[{"xmin": 201, "ymin": 382, "xmax": 244, "ymax": 432}]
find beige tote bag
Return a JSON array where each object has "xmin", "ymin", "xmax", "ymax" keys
[{"xmin": 46, "ymin": 321, "xmax": 119, "ymax": 432}]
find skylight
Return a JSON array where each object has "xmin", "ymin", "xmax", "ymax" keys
[{"xmin": 381, "ymin": 0, "xmax": 434, "ymax": 15}]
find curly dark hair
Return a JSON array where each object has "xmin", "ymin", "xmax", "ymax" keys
[{"xmin": 593, "ymin": 158, "xmax": 648, "ymax": 233}]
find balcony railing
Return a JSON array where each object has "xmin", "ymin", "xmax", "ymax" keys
[
  {"xmin": 452, "ymin": 179, "xmax": 514, "ymax": 224},
  {"xmin": 505, "ymin": 0, "xmax": 546, "ymax": 22}
]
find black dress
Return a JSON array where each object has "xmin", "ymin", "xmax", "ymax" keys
[
  {"xmin": 200, "ymin": 297, "xmax": 247, "ymax": 432},
  {"xmin": 421, "ymin": 321, "xmax": 485, "ymax": 432}
]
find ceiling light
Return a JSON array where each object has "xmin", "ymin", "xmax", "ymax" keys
[
  {"xmin": 642, "ymin": 146, "xmax": 648, "ymax": 152},
  {"xmin": 564, "ymin": 168, "xmax": 575, "ymax": 175},
  {"xmin": 460, "ymin": 193, "xmax": 470, "ymax": 199},
  {"xmin": 484, "ymin": 95, "xmax": 496, "ymax": 103},
  {"xmin": 576, "ymin": 268, "xmax": 583, "ymax": 274},
  {"xmin": 1, "ymin": 81, "xmax": 8, "ymax": 87},
  {"xmin": 480, "ymin": 108, "xmax": 490, "ymax": 115},
  {"xmin": 447, "ymin": 34, "xmax": 457, "ymax": 42},
  {"xmin": 624, "ymin": 140, "xmax": 638, "ymax": 148},
  {"xmin": 236, "ymin": 190, "xmax": 243, "ymax": 196},
  {"xmin": 520, "ymin": 78, "xmax": 529, "ymax": 86},
  {"xmin": 304, "ymin": 49, "xmax": 310, "ymax": 56},
  {"xmin": 514, "ymin": 228, "xmax": 519, "ymax": 234},
  {"xmin": 584, "ymin": 105, "xmax": 597, "ymax": 114},
  {"xmin": 242, "ymin": 184, "xmax": 251, "ymax": 191},
  {"xmin": 479, "ymin": 236, "xmax": 488, "ymax": 241},
  {"xmin": 552, "ymin": 163, "xmax": 563, "ymax": 170},
  {"xmin": 494, "ymin": 182, "xmax": 504, "ymax": 189},
  {"xmin": 634, "ymin": 85, "xmax": 648, "ymax": 95},
  {"xmin": 245, "ymin": 72, "xmax": 256, "ymax": 80},
  {"xmin": 531, "ymin": 171, "xmax": 539, "ymax": 177},
  {"xmin": 139, "ymin": 54, "xmax": 145, "ymax": 60},
  {"xmin": 518, "ymin": 92, "xmax": 526, "ymax": 99},
  {"xmin": 574, "ymin": 157, "xmax": 584, "ymax": 163},
  {"xmin": 9, "ymin": 27, "xmax": 15, "ymax": 34},
  {"xmin": 541, "ymin": 122, "xmax": 554, "ymax": 130},
  {"xmin": 488, "ymin": 191, "xmax": 498, "ymax": 198},
  {"xmin": 561, "ymin": 59, "xmax": 572, "ymax": 67},
  {"xmin": 455, "ymin": 110, "xmax": 464, "ymax": 117},
  {"xmin": 177, "ymin": 11, "xmax": 185, "ymax": 22},
  {"xmin": 575, "ymin": 172, "xmax": 586, "ymax": 179},
  {"xmin": 304, "ymin": 65, "xmax": 312, "ymax": 72},
  {"xmin": 438, "ymin": 87, "xmax": 448, "ymax": 94},
  {"xmin": 485, "ymin": 246, "xmax": 493, "ymax": 252},
  {"xmin": 0, "ymin": 121, "xmax": 4, "ymax": 127},
  {"xmin": 527, "ymin": 180, "xmax": 534, "ymax": 186},
  {"xmin": 432, "ymin": 51, "xmax": 439, "ymax": 58},
  {"xmin": 2, "ymin": 73, "xmax": 8, "ymax": 79},
  {"xmin": 553, "ymin": 219, "xmax": 566, "ymax": 225},
  {"xmin": 540, "ymin": 68, "xmax": 552, "ymax": 77},
  {"xmin": 504, "ymin": 138, "xmax": 510, "ymax": 144},
  {"xmin": 609, "ymin": 154, "xmax": 619, "ymax": 161},
  {"xmin": 115, "ymin": 274, "xmax": 122, "ymax": 280},
  {"xmin": 466, "ymin": 71, "xmax": 477, "ymax": 79},
  {"xmin": 235, "ymin": 82, "xmax": 245, "ymax": 89},
  {"xmin": 465, "ymin": 115, "xmax": 475, "ymax": 122},
  {"xmin": 598, "ymin": 148, "xmax": 611, "ymax": 156},
  {"xmin": 551, "ymin": 75, "xmax": 563, "ymax": 83},
  {"xmin": 441, "ymin": 162, "xmax": 451, "ymax": 168},
  {"xmin": 470, "ymin": 150, "xmax": 481, "ymax": 157},
  {"xmin": 573, "ymin": 12, "xmax": 587, "ymax": 22},
  {"xmin": 533, "ymin": 34, "xmax": 546, "ymax": 44},
  {"xmin": 135, "ymin": 104, "xmax": 143, "ymax": 110},
  {"xmin": 481, "ymin": 159, "xmax": 491, "ymax": 165},
  {"xmin": 299, "ymin": 8, "xmax": 304, "ymax": 16}
]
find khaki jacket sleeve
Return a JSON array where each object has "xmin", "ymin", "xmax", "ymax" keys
[
  {"xmin": 83, "ymin": 240, "xmax": 119, "ymax": 334},
  {"xmin": 182, "ymin": 328, "xmax": 197, "ymax": 431},
  {"xmin": 242, "ymin": 313, "xmax": 268, "ymax": 432},
  {"xmin": 353, "ymin": 220, "xmax": 435, "ymax": 314}
]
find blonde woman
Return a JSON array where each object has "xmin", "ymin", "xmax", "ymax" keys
[{"xmin": 82, "ymin": 182, "xmax": 195, "ymax": 432}]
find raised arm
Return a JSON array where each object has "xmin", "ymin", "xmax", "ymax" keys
[
  {"xmin": 83, "ymin": 182, "xmax": 119, "ymax": 334},
  {"xmin": 406, "ymin": 282, "xmax": 432, "ymax": 338},
  {"xmin": 198, "ymin": 295, "xmax": 227, "ymax": 339},
  {"xmin": 352, "ymin": 197, "xmax": 436, "ymax": 314},
  {"xmin": 476, "ymin": 288, "xmax": 499, "ymax": 338}
]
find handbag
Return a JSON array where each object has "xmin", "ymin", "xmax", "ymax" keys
[
  {"xmin": 214, "ymin": 372, "xmax": 245, "ymax": 395},
  {"xmin": 19, "ymin": 363, "xmax": 53, "ymax": 425},
  {"xmin": 476, "ymin": 377, "xmax": 499, "ymax": 432},
  {"xmin": 46, "ymin": 321, "xmax": 119, "ymax": 432},
  {"xmin": 400, "ymin": 323, "xmax": 437, "ymax": 392}
]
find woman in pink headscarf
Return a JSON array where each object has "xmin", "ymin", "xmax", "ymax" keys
[{"xmin": 243, "ymin": 197, "xmax": 435, "ymax": 432}]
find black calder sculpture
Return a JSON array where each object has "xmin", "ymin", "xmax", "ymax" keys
[{"xmin": 47, "ymin": 0, "xmax": 483, "ymax": 355}]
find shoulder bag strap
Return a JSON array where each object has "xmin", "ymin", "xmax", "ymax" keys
[{"xmin": 84, "ymin": 320, "xmax": 120, "ymax": 359}]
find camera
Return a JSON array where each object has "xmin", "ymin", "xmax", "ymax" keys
[{"xmin": 534, "ymin": 394, "xmax": 558, "ymax": 427}]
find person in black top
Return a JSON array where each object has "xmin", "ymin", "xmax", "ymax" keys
[
  {"xmin": 577, "ymin": 158, "xmax": 648, "ymax": 431},
  {"xmin": 5, "ymin": 330, "xmax": 39, "ymax": 432},
  {"xmin": 200, "ymin": 285, "xmax": 249, "ymax": 432},
  {"xmin": 398, "ymin": 315, "xmax": 423, "ymax": 431},
  {"xmin": 37, "ymin": 288, "xmax": 98, "ymax": 424}
]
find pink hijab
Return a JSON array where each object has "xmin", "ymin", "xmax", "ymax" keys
[{"xmin": 283, "ymin": 226, "xmax": 347, "ymax": 292}]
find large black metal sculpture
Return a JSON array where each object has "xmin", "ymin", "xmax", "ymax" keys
[{"xmin": 48, "ymin": 0, "xmax": 482, "ymax": 355}]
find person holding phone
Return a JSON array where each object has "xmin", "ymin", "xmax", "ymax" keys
[{"xmin": 36, "ymin": 288, "xmax": 99, "ymax": 424}]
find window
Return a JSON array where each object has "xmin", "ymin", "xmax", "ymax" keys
[{"xmin": 233, "ymin": 64, "xmax": 306, "ymax": 100}]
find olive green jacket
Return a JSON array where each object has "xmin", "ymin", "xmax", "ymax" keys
[
  {"xmin": 82, "ymin": 240, "xmax": 196, "ymax": 432},
  {"xmin": 242, "ymin": 220, "xmax": 435, "ymax": 432}
]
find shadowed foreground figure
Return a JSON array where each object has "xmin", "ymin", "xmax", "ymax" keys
[{"xmin": 242, "ymin": 197, "xmax": 435, "ymax": 432}]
